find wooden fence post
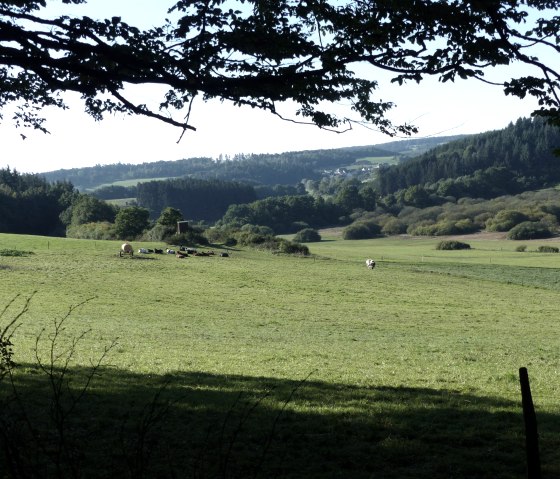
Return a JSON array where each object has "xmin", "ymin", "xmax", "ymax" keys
[{"xmin": 519, "ymin": 367, "xmax": 541, "ymax": 479}]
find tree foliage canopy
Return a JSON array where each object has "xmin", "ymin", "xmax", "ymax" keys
[
  {"xmin": 0, "ymin": 167, "xmax": 74, "ymax": 235},
  {"xmin": 376, "ymin": 117, "xmax": 560, "ymax": 196},
  {"xmin": 1, "ymin": 0, "xmax": 559, "ymax": 136}
]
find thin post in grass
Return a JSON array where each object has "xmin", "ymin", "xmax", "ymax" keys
[{"xmin": 519, "ymin": 367, "xmax": 541, "ymax": 479}]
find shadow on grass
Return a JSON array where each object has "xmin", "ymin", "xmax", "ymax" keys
[
  {"xmin": 1, "ymin": 366, "xmax": 559, "ymax": 479},
  {"xmin": 125, "ymin": 256, "xmax": 160, "ymax": 261}
]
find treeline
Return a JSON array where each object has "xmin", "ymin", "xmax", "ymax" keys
[
  {"xmin": 218, "ymin": 180, "xmax": 377, "ymax": 233},
  {"xmin": 371, "ymin": 135, "xmax": 465, "ymax": 155},
  {"xmin": 40, "ymin": 136, "xmax": 470, "ymax": 193},
  {"xmin": 92, "ymin": 185, "xmax": 137, "ymax": 200},
  {"xmin": 92, "ymin": 183, "xmax": 305, "ymax": 201},
  {"xmin": 343, "ymin": 187, "xmax": 560, "ymax": 240},
  {"xmin": 7, "ymin": 118, "xmax": 560, "ymax": 243},
  {"xmin": 42, "ymin": 144, "xmax": 404, "ymax": 190},
  {"xmin": 0, "ymin": 168, "xmax": 75, "ymax": 235},
  {"xmin": 42, "ymin": 157, "xmax": 215, "ymax": 191},
  {"xmin": 137, "ymin": 178, "xmax": 257, "ymax": 222},
  {"xmin": 377, "ymin": 117, "xmax": 560, "ymax": 196},
  {"xmin": 213, "ymin": 180, "xmax": 560, "ymax": 241},
  {"xmin": 220, "ymin": 196, "xmax": 340, "ymax": 233}
]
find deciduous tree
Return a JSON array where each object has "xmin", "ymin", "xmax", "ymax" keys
[
  {"xmin": 114, "ymin": 206, "xmax": 150, "ymax": 239},
  {"xmin": 156, "ymin": 206, "xmax": 184, "ymax": 227},
  {"xmin": 1, "ymin": 1, "xmax": 559, "ymax": 137}
]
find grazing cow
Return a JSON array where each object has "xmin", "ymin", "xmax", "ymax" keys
[
  {"xmin": 120, "ymin": 243, "xmax": 133, "ymax": 257},
  {"xmin": 166, "ymin": 248, "xmax": 176, "ymax": 254},
  {"xmin": 220, "ymin": 252, "xmax": 229, "ymax": 258},
  {"xmin": 176, "ymin": 252, "xmax": 187, "ymax": 259},
  {"xmin": 365, "ymin": 259, "xmax": 376, "ymax": 269},
  {"xmin": 138, "ymin": 248, "xmax": 149, "ymax": 254},
  {"xmin": 154, "ymin": 249, "xmax": 164, "ymax": 254}
]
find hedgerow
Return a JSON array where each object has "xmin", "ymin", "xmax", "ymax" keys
[{"xmin": 435, "ymin": 240, "xmax": 471, "ymax": 250}]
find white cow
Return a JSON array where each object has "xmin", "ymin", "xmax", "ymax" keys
[{"xmin": 365, "ymin": 259, "xmax": 376, "ymax": 269}]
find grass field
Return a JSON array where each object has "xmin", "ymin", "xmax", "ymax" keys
[
  {"xmin": 354, "ymin": 156, "xmax": 399, "ymax": 165},
  {"xmin": 347, "ymin": 156, "xmax": 399, "ymax": 171},
  {"xmin": 0, "ymin": 233, "xmax": 559, "ymax": 478},
  {"xmin": 105, "ymin": 197, "xmax": 137, "ymax": 207},
  {"xmin": 86, "ymin": 176, "xmax": 180, "ymax": 191}
]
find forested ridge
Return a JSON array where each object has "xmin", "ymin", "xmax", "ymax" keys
[
  {"xmin": 4, "ymin": 118, "xmax": 560, "ymax": 240},
  {"xmin": 41, "ymin": 138, "xmax": 461, "ymax": 191},
  {"xmin": 137, "ymin": 178, "xmax": 256, "ymax": 222},
  {"xmin": 377, "ymin": 117, "xmax": 560, "ymax": 196},
  {"xmin": 0, "ymin": 169, "xmax": 75, "ymax": 235},
  {"xmin": 216, "ymin": 118, "xmax": 560, "ymax": 240}
]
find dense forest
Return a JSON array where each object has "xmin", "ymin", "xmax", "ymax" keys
[
  {"xmin": 220, "ymin": 196, "xmax": 341, "ymax": 233},
  {"xmin": 213, "ymin": 118, "xmax": 560, "ymax": 240},
  {"xmin": 41, "ymin": 137, "xmax": 463, "ymax": 191},
  {"xmin": 3, "ymin": 118, "xmax": 560, "ymax": 242},
  {"xmin": 0, "ymin": 168, "xmax": 75, "ymax": 235},
  {"xmin": 376, "ymin": 117, "xmax": 560, "ymax": 196},
  {"xmin": 218, "ymin": 179, "xmax": 377, "ymax": 232},
  {"xmin": 137, "ymin": 178, "xmax": 257, "ymax": 222}
]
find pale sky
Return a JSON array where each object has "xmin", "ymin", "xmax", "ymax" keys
[{"xmin": 0, "ymin": 1, "xmax": 545, "ymax": 174}]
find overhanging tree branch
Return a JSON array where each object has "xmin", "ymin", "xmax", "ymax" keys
[{"xmin": 0, "ymin": 0, "xmax": 558, "ymax": 137}]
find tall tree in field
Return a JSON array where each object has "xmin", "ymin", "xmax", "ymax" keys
[
  {"xmin": 1, "ymin": 0, "xmax": 559, "ymax": 138},
  {"xmin": 114, "ymin": 206, "xmax": 150, "ymax": 239},
  {"xmin": 61, "ymin": 194, "xmax": 117, "ymax": 226},
  {"xmin": 156, "ymin": 207, "xmax": 184, "ymax": 227}
]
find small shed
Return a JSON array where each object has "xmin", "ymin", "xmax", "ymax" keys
[{"xmin": 177, "ymin": 221, "xmax": 189, "ymax": 234}]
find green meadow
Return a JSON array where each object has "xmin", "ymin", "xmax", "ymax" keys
[
  {"xmin": 88, "ymin": 177, "xmax": 180, "ymax": 191},
  {"xmin": 349, "ymin": 156, "xmax": 399, "ymax": 170},
  {"xmin": 0, "ymin": 233, "xmax": 559, "ymax": 478}
]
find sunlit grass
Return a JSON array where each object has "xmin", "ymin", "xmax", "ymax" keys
[
  {"xmin": 87, "ymin": 176, "xmax": 180, "ymax": 191},
  {"xmin": 0, "ymin": 232, "xmax": 558, "ymax": 477}
]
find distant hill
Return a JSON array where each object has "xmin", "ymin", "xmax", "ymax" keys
[
  {"xmin": 376, "ymin": 117, "xmax": 560, "ymax": 197},
  {"xmin": 41, "ymin": 135, "xmax": 465, "ymax": 191},
  {"xmin": 369, "ymin": 135, "xmax": 467, "ymax": 157}
]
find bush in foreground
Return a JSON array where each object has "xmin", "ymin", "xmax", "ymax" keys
[
  {"xmin": 142, "ymin": 223, "xmax": 176, "ymax": 242},
  {"xmin": 486, "ymin": 210, "xmax": 529, "ymax": 232},
  {"xmin": 537, "ymin": 245, "xmax": 559, "ymax": 253},
  {"xmin": 66, "ymin": 221, "xmax": 116, "ymax": 240},
  {"xmin": 506, "ymin": 221, "xmax": 553, "ymax": 240},
  {"xmin": 230, "ymin": 230, "xmax": 309, "ymax": 255},
  {"xmin": 342, "ymin": 221, "xmax": 381, "ymax": 240},
  {"xmin": 381, "ymin": 218, "xmax": 407, "ymax": 236},
  {"xmin": 167, "ymin": 229, "xmax": 209, "ymax": 247},
  {"xmin": 293, "ymin": 228, "xmax": 321, "ymax": 243},
  {"xmin": 0, "ymin": 249, "xmax": 35, "ymax": 257},
  {"xmin": 436, "ymin": 240, "xmax": 471, "ymax": 250},
  {"xmin": 277, "ymin": 239, "xmax": 310, "ymax": 255}
]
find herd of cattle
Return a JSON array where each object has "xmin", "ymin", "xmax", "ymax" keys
[
  {"xmin": 121, "ymin": 243, "xmax": 374, "ymax": 267},
  {"xmin": 120, "ymin": 243, "xmax": 229, "ymax": 258}
]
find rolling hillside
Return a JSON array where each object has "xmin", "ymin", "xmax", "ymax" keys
[{"xmin": 41, "ymin": 135, "xmax": 465, "ymax": 191}]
